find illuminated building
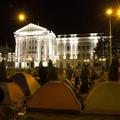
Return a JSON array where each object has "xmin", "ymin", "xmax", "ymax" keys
[
  {"xmin": 14, "ymin": 23, "xmax": 56, "ymax": 68},
  {"xmin": 55, "ymin": 34, "xmax": 107, "ymax": 68},
  {"xmin": 13, "ymin": 23, "xmax": 108, "ymax": 68}
]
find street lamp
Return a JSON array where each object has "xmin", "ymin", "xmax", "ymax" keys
[
  {"xmin": 106, "ymin": 8, "xmax": 113, "ymax": 66},
  {"xmin": 106, "ymin": 8, "xmax": 120, "ymax": 66}
]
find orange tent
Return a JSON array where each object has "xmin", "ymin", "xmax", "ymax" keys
[
  {"xmin": 9, "ymin": 72, "xmax": 40, "ymax": 96},
  {"xmin": 7, "ymin": 82, "xmax": 25, "ymax": 105},
  {"xmin": 27, "ymin": 81, "xmax": 81, "ymax": 113}
]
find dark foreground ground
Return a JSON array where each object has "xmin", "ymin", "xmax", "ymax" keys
[{"xmin": 22, "ymin": 112, "xmax": 120, "ymax": 120}]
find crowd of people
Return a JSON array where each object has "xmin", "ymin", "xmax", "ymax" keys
[
  {"xmin": 38, "ymin": 59, "xmax": 58, "ymax": 85},
  {"xmin": 0, "ymin": 56, "xmax": 120, "ymax": 119},
  {"xmin": 38, "ymin": 56, "xmax": 120, "ymax": 95},
  {"xmin": 63, "ymin": 57, "xmax": 116, "ymax": 92},
  {"xmin": 65, "ymin": 63, "xmax": 99, "ymax": 94}
]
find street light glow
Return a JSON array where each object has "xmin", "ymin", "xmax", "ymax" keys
[
  {"xmin": 116, "ymin": 8, "xmax": 120, "ymax": 17},
  {"xmin": 18, "ymin": 13, "xmax": 26, "ymax": 21},
  {"xmin": 106, "ymin": 8, "xmax": 113, "ymax": 16}
]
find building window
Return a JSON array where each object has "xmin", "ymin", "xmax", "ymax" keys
[
  {"xmin": 82, "ymin": 46, "xmax": 85, "ymax": 50},
  {"xmin": 67, "ymin": 45, "xmax": 70, "ymax": 51},
  {"xmin": 78, "ymin": 45, "xmax": 81, "ymax": 51},
  {"xmin": 86, "ymin": 45, "xmax": 90, "ymax": 50}
]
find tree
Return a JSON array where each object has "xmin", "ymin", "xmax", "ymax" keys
[{"xmin": 94, "ymin": 37, "xmax": 109, "ymax": 58}]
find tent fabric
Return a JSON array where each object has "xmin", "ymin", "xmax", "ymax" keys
[
  {"xmin": 7, "ymin": 82, "xmax": 25, "ymax": 105},
  {"xmin": 9, "ymin": 72, "xmax": 40, "ymax": 96},
  {"xmin": 27, "ymin": 81, "xmax": 81, "ymax": 113},
  {"xmin": 62, "ymin": 78, "xmax": 76, "ymax": 94},
  {"xmin": 22, "ymin": 73, "xmax": 40, "ymax": 95},
  {"xmin": 84, "ymin": 81, "xmax": 120, "ymax": 114},
  {"xmin": 0, "ymin": 82, "xmax": 10, "ymax": 104}
]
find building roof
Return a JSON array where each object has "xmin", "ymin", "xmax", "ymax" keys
[{"xmin": 14, "ymin": 23, "xmax": 49, "ymax": 36}]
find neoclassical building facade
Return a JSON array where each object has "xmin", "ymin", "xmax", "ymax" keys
[
  {"xmin": 14, "ymin": 23, "xmax": 107, "ymax": 68},
  {"xmin": 14, "ymin": 23, "xmax": 56, "ymax": 68}
]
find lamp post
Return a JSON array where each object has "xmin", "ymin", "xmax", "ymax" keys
[
  {"xmin": 106, "ymin": 8, "xmax": 120, "ymax": 66},
  {"xmin": 106, "ymin": 9, "xmax": 113, "ymax": 66},
  {"xmin": 109, "ymin": 18, "xmax": 112, "ymax": 66}
]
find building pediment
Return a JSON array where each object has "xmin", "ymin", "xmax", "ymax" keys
[{"xmin": 14, "ymin": 23, "xmax": 49, "ymax": 36}]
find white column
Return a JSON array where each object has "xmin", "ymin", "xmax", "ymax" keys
[
  {"xmin": 43, "ymin": 39, "xmax": 47, "ymax": 61},
  {"xmin": 15, "ymin": 38, "xmax": 18, "ymax": 58},
  {"xmin": 18, "ymin": 38, "xmax": 21, "ymax": 61},
  {"xmin": 37, "ymin": 38, "xmax": 40, "ymax": 61},
  {"xmin": 74, "ymin": 40, "xmax": 78, "ymax": 59},
  {"xmin": 48, "ymin": 37, "xmax": 53, "ymax": 59},
  {"xmin": 63, "ymin": 40, "xmax": 66, "ymax": 59},
  {"xmin": 56, "ymin": 40, "xmax": 59, "ymax": 59},
  {"xmin": 70, "ymin": 39, "xmax": 73, "ymax": 59}
]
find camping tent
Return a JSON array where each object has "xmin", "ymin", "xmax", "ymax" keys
[
  {"xmin": 9, "ymin": 72, "xmax": 40, "ymax": 96},
  {"xmin": 27, "ymin": 81, "xmax": 81, "ymax": 113},
  {"xmin": 7, "ymin": 82, "xmax": 25, "ymax": 105},
  {"xmin": 84, "ymin": 81, "xmax": 120, "ymax": 114}
]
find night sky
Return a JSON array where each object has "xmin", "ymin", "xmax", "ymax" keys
[{"xmin": 1, "ymin": 0, "xmax": 120, "ymax": 51}]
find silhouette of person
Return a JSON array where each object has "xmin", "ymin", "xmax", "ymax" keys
[
  {"xmin": 39, "ymin": 61, "xmax": 48, "ymax": 85},
  {"xmin": 0, "ymin": 88, "xmax": 11, "ymax": 120},
  {"xmin": 66, "ymin": 63, "xmax": 73, "ymax": 81},
  {"xmin": 108, "ymin": 56, "xmax": 120, "ymax": 81},
  {"xmin": 0, "ymin": 61, "xmax": 6, "ymax": 82},
  {"xmin": 47, "ymin": 59, "xmax": 58, "ymax": 81},
  {"xmin": 80, "ymin": 65, "xmax": 90, "ymax": 93},
  {"xmin": 73, "ymin": 66, "xmax": 80, "ymax": 88}
]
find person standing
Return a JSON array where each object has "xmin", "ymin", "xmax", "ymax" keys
[
  {"xmin": 108, "ymin": 56, "xmax": 120, "ymax": 81},
  {"xmin": 47, "ymin": 59, "xmax": 58, "ymax": 81},
  {"xmin": 89, "ymin": 67, "xmax": 98, "ymax": 87},
  {"xmin": 80, "ymin": 65, "xmax": 90, "ymax": 93},
  {"xmin": 39, "ymin": 61, "xmax": 48, "ymax": 85},
  {"xmin": 118, "ymin": 56, "xmax": 120, "ymax": 81},
  {"xmin": 66, "ymin": 63, "xmax": 73, "ymax": 81},
  {"xmin": 73, "ymin": 66, "xmax": 80, "ymax": 88}
]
